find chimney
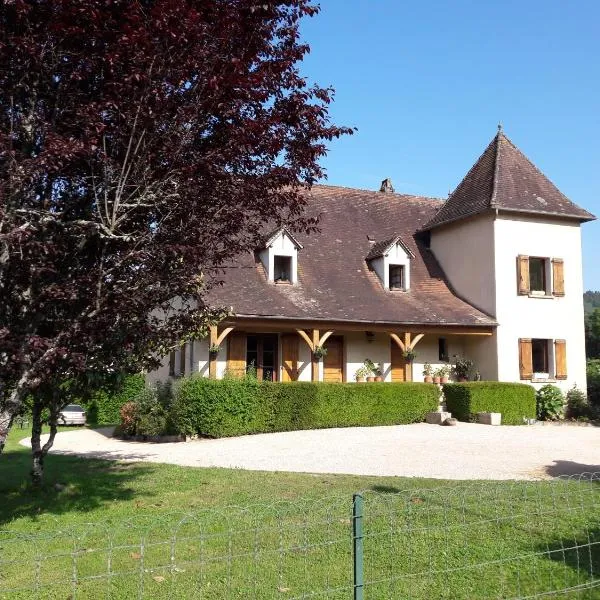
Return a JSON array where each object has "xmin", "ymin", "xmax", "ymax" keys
[{"xmin": 379, "ymin": 178, "xmax": 394, "ymax": 193}]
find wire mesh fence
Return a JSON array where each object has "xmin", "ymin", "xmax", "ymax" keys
[{"xmin": 0, "ymin": 474, "xmax": 599, "ymax": 599}]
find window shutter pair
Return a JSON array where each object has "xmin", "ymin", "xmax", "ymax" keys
[
  {"xmin": 516, "ymin": 255, "xmax": 564, "ymax": 296},
  {"xmin": 518, "ymin": 338, "xmax": 567, "ymax": 380},
  {"xmin": 227, "ymin": 333, "xmax": 247, "ymax": 378}
]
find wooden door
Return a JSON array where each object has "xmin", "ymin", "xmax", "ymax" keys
[
  {"xmin": 323, "ymin": 336, "xmax": 344, "ymax": 382},
  {"xmin": 281, "ymin": 334, "xmax": 299, "ymax": 382},
  {"xmin": 391, "ymin": 340, "xmax": 406, "ymax": 382},
  {"xmin": 227, "ymin": 333, "xmax": 247, "ymax": 378}
]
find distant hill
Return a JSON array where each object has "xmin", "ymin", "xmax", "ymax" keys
[{"xmin": 584, "ymin": 290, "xmax": 600, "ymax": 315}]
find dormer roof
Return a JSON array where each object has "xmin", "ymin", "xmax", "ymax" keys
[
  {"xmin": 365, "ymin": 235, "xmax": 415, "ymax": 261},
  {"xmin": 422, "ymin": 129, "xmax": 596, "ymax": 231},
  {"xmin": 262, "ymin": 226, "xmax": 303, "ymax": 250}
]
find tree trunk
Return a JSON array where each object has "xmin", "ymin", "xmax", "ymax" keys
[
  {"xmin": 0, "ymin": 381, "xmax": 27, "ymax": 454},
  {"xmin": 29, "ymin": 397, "xmax": 60, "ymax": 487}
]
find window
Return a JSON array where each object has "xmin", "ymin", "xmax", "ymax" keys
[
  {"xmin": 438, "ymin": 338, "xmax": 448, "ymax": 362},
  {"xmin": 529, "ymin": 258, "xmax": 547, "ymax": 294},
  {"xmin": 531, "ymin": 339, "xmax": 549, "ymax": 373},
  {"xmin": 246, "ymin": 334, "xmax": 278, "ymax": 381},
  {"xmin": 274, "ymin": 256, "xmax": 292, "ymax": 283},
  {"xmin": 389, "ymin": 265, "xmax": 405, "ymax": 290}
]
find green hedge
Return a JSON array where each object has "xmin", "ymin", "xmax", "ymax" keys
[
  {"xmin": 442, "ymin": 382, "xmax": 536, "ymax": 425},
  {"xmin": 587, "ymin": 359, "xmax": 600, "ymax": 407},
  {"xmin": 86, "ymin": 374, "xmax": 146, "ymax": 425},
  {"xmin": 172, "ymin": 378, "xmax": 439, "ymax": 438}
]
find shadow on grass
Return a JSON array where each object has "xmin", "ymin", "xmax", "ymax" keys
[
  {"xmin": 369, "ymin": 485, "xmax": 402, "ymax": 494},
  {"xmin": 540, "ymin": 527, "xmax": 600, "ymax": 579},
  {"xmin": 545, "ymin": 461, "xmax": 600, "ymax": 478},
  {"xmin": 0, "ymin": 441, "xmax": 155, "ymax": 527}
]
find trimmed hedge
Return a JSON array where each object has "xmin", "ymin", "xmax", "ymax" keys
[
  {"xmin": 588, "ymin": 359, "xmax": 600, "ymax": 407},
  {"xmin": 172, "ymin": 378, "xmax": 439, "ymax": 438},
  {"xmin": 442, "ymin": 382, "xmax": 536, "ymax": 425},
  {"xmin": 86, "ymin": 374, "xmax": 146, "ymax": 425}
]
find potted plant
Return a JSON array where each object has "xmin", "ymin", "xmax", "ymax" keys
[
  {"xmin": 452, "ymin": 357, "xmax": 474, "ymax": 382},
  {"xmin": 403, "ymin": 347, "xmax": 417, "ymax": 363},
  {"xmin": 363, "ymin": 359, "xmax": 382, "ymax": 382},
  {"xmin": 439, "ymin": 365, "xmax": 450, "ymax": 384},
  {"xmin": 313, "ymin": 345, "xmax": 328, "ymax": 359},
  {"xmin": 355, "ymin": 366, "xmax": 369, "ymax": 383},
  {"xmin": 208, "ymin": 343, "xmax": 221, "ymax": 357},
  {"xmin": 422, "ymin": 363, "xmax": 433, "ymax": 383},
  {"xmin": 374, "ymin": 362, "xmax": 384, "ymax": 382},
  {"xmin": 432, "ymin": 367, "xmax": 442, "ymax": 385}
]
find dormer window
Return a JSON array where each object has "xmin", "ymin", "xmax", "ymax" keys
[
  {"xmin": 258, "ymin": 226, "xmax": 302, "ymax": 284},
  {"xmin": 274, "ymin": 256, "xmax": 292, "ymax": 283},
  {"xmin": 389, "ymin": 265, "xmax": 405, "ymax": 290},
  {"xmin": 366, "ymin": 234, "xmax": 414, "ymax": 291}
]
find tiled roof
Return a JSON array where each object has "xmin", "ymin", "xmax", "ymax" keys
[
  {"xmin": 365, "ymin": 235, "xmax": 415, "ymax": 261},
  {"xmin": 206, "ymin": 185, "xmax": 496, "ymax": 327},
  {"xmin": 423, "ymin": 130, "xmax": 596, "ymax": 230}
]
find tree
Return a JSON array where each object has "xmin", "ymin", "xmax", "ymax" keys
[
  {"xmin": 0, "ymin": 0, "xmax": 351, "ymax": 478},
  {"xmin": 585, "ymin": 308, "xmax": 600, "ymax": 359}
]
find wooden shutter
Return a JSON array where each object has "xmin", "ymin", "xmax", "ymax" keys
[
  {"xmin": 518, "ymin": 338, "xmax": 533, "ymax": 380},
  {"xmin": 517, "ymin": 255, "xmax": 530, "ymax": 295},
  {"xmin": 552, "ymin": 259, "xmax": 565, "ymax": 296},
  {"xmin": 554, "ymin": 339, "xmax": 567, "ymax": 380},
  {"xmin": 169, "ymin": 350, "xmax": 176, "ymax": 376},
  {"xmin": 281, "ymin": 334, "xmax": 299, "ymax": 382},
  {"xmin": 226, "ymin": 333, "xmax": 246, "ymax": 378}
]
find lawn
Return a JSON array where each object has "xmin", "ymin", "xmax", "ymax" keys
[{"xmin": 1, "ymin": 426, "xmax": 599, "ymax": 599}]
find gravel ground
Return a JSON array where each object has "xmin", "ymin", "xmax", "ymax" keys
[{"xmin": 21, "ymin": 422, "xmax": 600, "ymax": 480}]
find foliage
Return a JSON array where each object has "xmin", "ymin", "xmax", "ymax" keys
[
  {"xmin": 443, "ymin": 382, "xmax": 536, "ymax": 425},
  {"xmin": 354, "ymin": 366, "xmax": 369, "ymax": 380},
  {"xmin": 585, "ymin": 307, "xmax": 600, "ymax": 359},
  {"xmin": 535, "ymin": 385, "xmax": 565, "ymax": 421},
  {"xmin": 403, "ymin": 348, "xmax": 417, "ymax": 362},
  {"xmin": 172, "ymin": 377, "xmax": 439, "ymax": 438},
  {"xmin": 586, "ymin": 359, "xmax": 600, "ymax": 407},
  {"xmin": 363, "ymin": 358, "xmax": 382, "ymax": 376},
  {"xmin": 313, "ymin": 346, "xmax": 328, "ymax": 359},
  {"xmin": 0, "ymin": 0, "xmax": 351, "ymax": 453},
  {"xmin": 564, "ymin": 386, "xmax": 593, "ymax": 420},
  {"xmin": 451, "ymin": 357, "xmax": 474, "ymax": 380},
  {"xmin": 118, "ymin": 382, "xmax": 176, "ymax": 437},
  {"xmin": 208, "ymin": 344, "xmax": 221, "ymax": 355},
  {"xmin": 86, "ymin": 374, "xmax": 146, "ymax": 425},
  {"xmin": 422, "ymin": 363, "xmax": 433, "ymax": 377},
  {"xmin": 583, "ymin": 290, "xmax": 600, "ymax": 315}
]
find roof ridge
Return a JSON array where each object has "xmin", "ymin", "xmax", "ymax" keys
[
  {"xmin": 489, "ymin": 130, "xmax": 502, "ymax": 208},
  {"xmin": 313, "ymin": 183, "xmax": 444, "ymax": 203}
]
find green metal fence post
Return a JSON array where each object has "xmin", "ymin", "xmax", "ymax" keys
[{"xmin": 353, "ymin": 493, "xmax": 364, "ymax": 600}]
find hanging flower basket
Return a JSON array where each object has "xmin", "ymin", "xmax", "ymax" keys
[
  {"xmin": 313, "ymin": 345, "xmax": 328, "ymax": 359},
  {"xmin": 209, "ymin": 344, "xmax": 221, "ymax": 356},
  {"xmin": 403, "ymin": 348, "xmax": 417, "ymax": 362}
]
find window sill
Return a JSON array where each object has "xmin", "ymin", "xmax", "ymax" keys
[
  {"xmin": 530, "ymin": 377, "xmax": 556, "ymax": 383},
  {"xmin": 527, "ymin": 293, "xmax": 554, "ymax": 299}
]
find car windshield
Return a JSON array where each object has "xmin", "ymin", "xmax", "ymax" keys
[{"xmin": 63, "ymin": 405, "xmax": 84, "ymax": 412}]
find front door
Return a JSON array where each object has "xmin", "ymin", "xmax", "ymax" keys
[
  {"xmin": 323, "ymin": 336, "xmax": 344, "ymax": 382},
  {"xmin": 391, "ymin": 340, "xmax": 407, "ymax": 382},
  {"xmin": 281, "ymin": 334, "xmax": 299, "ymax": 382}
]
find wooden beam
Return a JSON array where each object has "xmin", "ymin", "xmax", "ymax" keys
[
  {"xmin": 389, "ymin": 333, "xmax": 406, "ymax": 352},
  {"xmin": 403, "ymin": 332, "xmax": 412, "ymax": 382},
  {"xmin": 209, "ymin": 325, "xmax": 218, "ymax": 379},
  {"xmin": 296, "ymin": 329, "xmax": 314, "ymax": 352},
  {"xmin": 411, "ymin": 333, "xmax": 425, "ymax": 349},
  {"xmin": 318, "ymin": 330, "xmax": 335, "ymax": 347},
  {"xmin": 216, "ymin": 326, "xmax": 235, "ymax": 347},
  {"xmin": 311, "ymin": 329, "xmax": 320, "ymax": 382}
]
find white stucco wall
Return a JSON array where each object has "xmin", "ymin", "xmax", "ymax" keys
[
  {"xmin": 259, "ymin": 231, "xmax": 299, "ymax": 284},
  {"xmin": 370, "ymin": 244, "xmax": 412, "ymax": 290},
  {"xmin": 493, "ymin": 215, "xmax": 587, "ymax": 392}
]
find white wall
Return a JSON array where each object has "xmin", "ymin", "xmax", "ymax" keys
[
  {"xmin": 494, "ymin": 215, "xmax": 587, "ymax": 392},
  {"xmin": 259, "ymin": 231, "xmax": 299, "ymax": 284},
  {"xmin": 370, "ymin": 243, "xmax": 411, "ymax": 290}
]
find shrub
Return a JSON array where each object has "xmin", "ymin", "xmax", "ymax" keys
[
  {"xmin": 565, "ymin": 386, "xmax": 589, "ymax": 420},
  {"xmin": 442, "ymin": 382, "xmax": 536, "ymax": 425},
  {"xmin": 117, "ymin": 383, "xmax": 176, "ymax": 437},
  {"xmin": 536, "ymin": 384, "xmax": 564, "ymax": 421},
  {"xmin": 587, "ymin": 359, "xmax": 600, "ymax": 408},
  {"xmin": 172, "ymin": 378, "xmax": 439, "ymax": 438},
  {"xmin": 119, "ymin": 402, "xmax": 138, "ymax": 435},
  {"xmin": 86, "ymin": 374, "xmax": 146, "ymax": 425}
]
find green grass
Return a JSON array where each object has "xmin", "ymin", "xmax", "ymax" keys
[{"xmin": 1, "ymin": 426, "xmax": 599, "ymax": 599}]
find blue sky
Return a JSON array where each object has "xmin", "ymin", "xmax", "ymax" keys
[{"xmin": 300, "ymin": 0, "xmax": 600, "ymax": 290}]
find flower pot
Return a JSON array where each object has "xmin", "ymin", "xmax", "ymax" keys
[
  {"xmin": 433, "ymin": 376, "xmax": 441, "ymax": 384},
  {"xmin": 356, "ymin": 377, "xmax": 366, "ymax": 383},
  {"xmin": 374, "ymin": 376, "xmax": 383, "ymax": 382},
  {"xmin": 424, "ymin": 376, "xmax": 433, "ymax": 383},
  {"xmin": 366, "ymin": 376, "xmax": 375, "ymax": 382},
  {"xmin": 441, "ymin": 376, "xmax": 448, "ymax": 384}
]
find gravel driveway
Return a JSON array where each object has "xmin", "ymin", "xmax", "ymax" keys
[{"xmin": 21, "ymin": 423, "xmax": 600, "ymax": 480}]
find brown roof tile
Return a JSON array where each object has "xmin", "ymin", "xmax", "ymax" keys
[
  {"xmin": 423, "ymin": 130, "xmax": 596, "ymax": 230},
  {"xmin": 206, "ymin": 185, "xmax": 496, "ymax": 327}
]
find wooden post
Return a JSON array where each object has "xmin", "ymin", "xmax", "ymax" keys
[
  {"xmin": 311, "ymin": 329, "xmax": 320, "ymax": 382},
  {"xmin": 403, "ymin": 332, "xmax": 412, "ymax": 382},
  {"xmin": 209, "ymin": 325, "xmax": 218, "ymax": 379}
]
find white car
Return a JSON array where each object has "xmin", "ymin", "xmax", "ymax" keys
[{"xmin": 58, "ymin": 404, "xmax": 87, "ymax": 426}]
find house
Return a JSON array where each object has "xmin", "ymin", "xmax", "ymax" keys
[{"xmin": 148, "ymin": 129, "xmax": 595, "ymax": 392}]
